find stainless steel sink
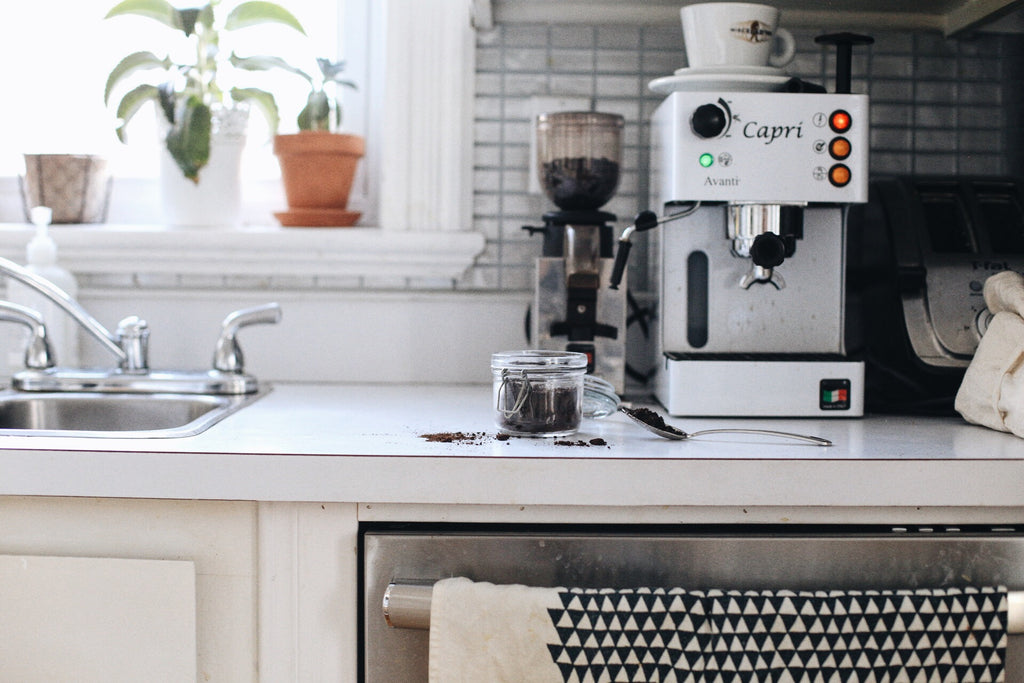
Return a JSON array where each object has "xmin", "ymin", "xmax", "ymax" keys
[{"xmin": 0, "ymin": 387, "xmax": 269, "ymax": 438}]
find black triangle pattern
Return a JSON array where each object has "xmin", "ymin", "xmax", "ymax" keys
[{"xmin": 544, "ymin": 586, "xmax": 1007, "ymax": 682}]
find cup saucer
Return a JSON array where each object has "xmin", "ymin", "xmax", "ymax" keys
[
  {"xmin": 649, "ymin": 70, "xmax": 792, "ymax": 94},
  {"xmin": 675, "ymin": 64, "xmax": 789, "ymax": 77}
]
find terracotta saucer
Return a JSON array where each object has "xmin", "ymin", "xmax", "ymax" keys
[{"xmin": 274, "ymin": 208, "xmax": 362, "ymax": 227}]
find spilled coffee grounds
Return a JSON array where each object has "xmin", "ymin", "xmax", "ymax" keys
[{"xmin": 420, "ymin": 431, "xmax": 488, "ymax": 444}]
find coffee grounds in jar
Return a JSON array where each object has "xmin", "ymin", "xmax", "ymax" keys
[
  {"xmin": 541, "ymin": 157, "xmax": 620, "ymax": 210},
  {"xmin": 497, "ymin": 378, "xmax": 580, "ymax": 435}
]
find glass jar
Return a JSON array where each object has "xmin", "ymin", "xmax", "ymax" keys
[{"xmin": 491, "ymin": 350, "xmax": 587, "ymax": 437}]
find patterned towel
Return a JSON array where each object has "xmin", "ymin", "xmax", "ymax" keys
[{"xmin": 428, "ymin": 578, "xmax": 1008, "ymax": 683}]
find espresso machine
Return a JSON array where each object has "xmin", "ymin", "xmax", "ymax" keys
[
  {"xmin": 647, "ymin": 34, "xmax": 873, "ymax": 417},
  {"xmin": 526, "ymin": 112, "xmax": 627, "ymax": 394}
]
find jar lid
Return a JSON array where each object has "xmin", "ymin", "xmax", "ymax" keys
[
  {"xmin": 491, "ymin": 350, "xmax": 588, "ymax": 371},
  {"xmin": 583, "ymin": 375, "xmax": 621, "ymax": 419},
  {"xmin": 536, "ymin": 112, "xmax": 624, "ymax": 129}
]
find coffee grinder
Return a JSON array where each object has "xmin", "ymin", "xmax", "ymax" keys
[
  {"xmin": 526, "ymin": 112, "xmax": 627, "ymax": 394},
  {"xmin": 646, "ymin": 34, "xmax": 873, "ymax": 417}
]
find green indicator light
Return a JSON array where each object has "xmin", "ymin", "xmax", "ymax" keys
[{"xmin": 699, "ymin": 153, "xmax": 714, "ymax": 168}]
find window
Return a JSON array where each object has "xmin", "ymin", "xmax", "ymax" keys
[
  {"xmin": 0, "ymin": 0, "xmax": 478, "ymax": 260},
  {"xmin": 0, "ymin": 0, "xmax": 357, "ymax": 222}
]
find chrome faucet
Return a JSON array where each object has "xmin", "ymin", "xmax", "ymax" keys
[
  {"xmin": 0, "ymin": 255, "xmax": 131, "ymax": 367},
  {"xmin": 0, "ymin": 255, "xmax": 281, "ymax": 395}
]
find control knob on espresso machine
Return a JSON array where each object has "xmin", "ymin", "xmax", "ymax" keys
[{"xmin": 690, "ymin": 102, "xmax": 730, "ymax": 139}]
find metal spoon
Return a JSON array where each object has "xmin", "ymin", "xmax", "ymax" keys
[{"xmin": 618, "ymin": 406, "xmax": 832, "ymax": 447}]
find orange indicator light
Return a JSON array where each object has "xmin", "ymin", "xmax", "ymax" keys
[
  {"xmin": 829, "ymin": 110, "xmax": 852, "ymax": 133},
  {"xmin": 829, "ymin": 137, "xmax": 851, "ymax": 160},
  {"xmin": 829, "ymin": 164, "xmax": 852, "ymax": 187}
]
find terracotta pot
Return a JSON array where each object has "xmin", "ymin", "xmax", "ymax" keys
[{"xmin": 273, "ymin": 132, "xmax": 365, "ymax": 227}]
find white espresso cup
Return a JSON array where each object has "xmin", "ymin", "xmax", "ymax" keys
[{"xmin": 681, "ymin": 2, "xmax": 796, "ymax": 70}]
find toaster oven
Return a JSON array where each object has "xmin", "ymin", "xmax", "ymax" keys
[{"xmin": 849, "ymin": 175, "xmax": 1024, "ymax": 414}]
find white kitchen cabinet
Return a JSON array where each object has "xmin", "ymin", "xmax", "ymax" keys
[
  {"xmin": 0, "ymin": 554, "xmax": 196, "ymax": 682},
  {"xmin": 0, "ymin": 497, "xmax": 259, "ymax": 682},
  {"xmin": 0, "ymin": 497, "xmax": 363, "ymax": 683}
]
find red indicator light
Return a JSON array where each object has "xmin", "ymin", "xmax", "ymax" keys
[{"xmin": 829, "ymin": 110, "xmax": 852, "ymax": 133}]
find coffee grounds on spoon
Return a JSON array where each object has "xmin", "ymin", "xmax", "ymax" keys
[{"xmin": 628, "ymin": 407, "xmax": 685, "ymax": 436}]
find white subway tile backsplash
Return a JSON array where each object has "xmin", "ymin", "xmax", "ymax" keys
[
  {"xmin": 475, "ymin": 96, "xmax": 503, "ymax": 119},
  {"xmin": 642, "ymin": 26, "xmax": 683, "ymax": 50},
  {"xmin": 504, "ymin": 73, "xmax": 551, "ymax": 96},
  {"xmin": 597, "ymin": 26, "xmax": 642, "ymax": 49},
  {"xmin": 595, "ymin": 74, "xmax": 643, "ymax": 97},
  {"xmin": 504, "ymin": 48, "xmax": 549, "ymax": 72},
  {"xmin": 597, "ymin": 51, "xmax": 642, "ymax": 74},
  {"xmin": 469, "ymin": 23, "xmax": 1017, "ymax": 295},
  {"xmin": 547, "ymin": 74, "xmax": 597, "ymax": 96},
  {"xmin": 474, "ymin": 145, "xmax": 502, "ymax": 168},
  {"xmin": 475, "ymin": 169, "xmax": 502, "ymax": 193},
  {"xmin": 550, "ymin": 48, "xmax": 596, "ymax": 72},
  {"xmin": 503, "ymin": 25, "xmax": 548, "ymax": 48},
  {"xmin": 551, "ymin": 26, "xmax": 595, "ymax": 49}
]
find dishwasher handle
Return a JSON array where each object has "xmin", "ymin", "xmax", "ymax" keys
[
  {"xmin": 383, "ymin": 582, "xmax": 433, "ymax": 630},
  {"xmin": 384, "ymin": 581, "xmax": 1024, "ymax": 633}
]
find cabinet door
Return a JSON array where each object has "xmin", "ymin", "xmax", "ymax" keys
[{"xmin": 0, "ymin": 554, "xmax": 196, "ymax": 681}]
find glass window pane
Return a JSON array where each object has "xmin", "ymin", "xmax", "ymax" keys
[{"xmin": 0, "ymin": 0, "xmax": 340, "ymax": 180}]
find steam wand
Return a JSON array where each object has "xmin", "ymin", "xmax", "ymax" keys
[{"xmin": 609, "ymin": 203, "xmax": 701, "ymax": 289}]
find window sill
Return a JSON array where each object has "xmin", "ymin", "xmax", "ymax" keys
[{"xmin": 0, "ymin": 224, "xmax": 485, "ymax": 287}]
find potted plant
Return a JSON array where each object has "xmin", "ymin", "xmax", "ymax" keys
[
  {"xmin": 103, "ymin": 0, "xmax": 307, "ymax": 226},
  {"xmin": 268, "ymin": 57, "xmax": 364, "ymax": 227}
]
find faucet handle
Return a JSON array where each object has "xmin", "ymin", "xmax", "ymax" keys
[
  {"xmin": 0, "ymin": 301, "xmax": 55, "ymax": 369},
  {"xmin": 116, "ymin": 315, "xmax": 150, "ymax": 372},
  {"xmin": 213, "ymin": 303, "xmax": 282, "ymax": 373}
]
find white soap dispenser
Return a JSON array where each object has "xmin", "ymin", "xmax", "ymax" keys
[{"xmin": 6, "ymin": 206, "xmax": 79, "ymax": 370}]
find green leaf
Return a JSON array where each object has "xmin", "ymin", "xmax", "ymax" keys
[
  {"xmin": 297, "ymin": 90, "xmax": 330, "ymax": 131},
  {"xmin": 225, "ymin": 1, "xmax": 306, "ymax": 34},
  {"xmin": 104, "ymin": 51, "xmax": 172, "ymax": 105},
  {"xmin": 114, "ymin": 84, "xmax": 162, "ymax": 143},
  {"xmin": 230, "ymin": 53, "xmax": 310, "ymax": 83},
  {"xmin": 231, "ymin": 87, "xmax": 279, "ymax": 135},
  {"xmin": 104, "ymin": 0, "xmax": 182, "ymax": 31},
  {"xmin": 165, "ymin": 97, "xmax": 212, "ymax": 183},
  {"xmin": 178, "ymin": 7, "xmax": 201, "ymax": 36},
  {"xmin": 157, "ymin": 81, "xmax": 177, "ymax": 125}
]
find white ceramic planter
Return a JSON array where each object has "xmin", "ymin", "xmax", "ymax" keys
[{"xmin": 159, "ymin": 107, "xmax": 249, "ymax": 228}]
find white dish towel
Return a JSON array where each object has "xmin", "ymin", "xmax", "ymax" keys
[
  {"xmin": 428, "ymin": 577, "xmax": 1007, "ymax": 683},
  {"xmin": 956, "ymin": 270, "xmax": 1024, "ymax": 437}
]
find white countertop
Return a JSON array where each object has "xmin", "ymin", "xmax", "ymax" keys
[{"xmin": 1, "ymin": 383, "xmax": 1023, "ymax": 513}]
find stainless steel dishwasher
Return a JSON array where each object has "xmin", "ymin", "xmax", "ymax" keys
[{"xmin": 361, "ymin": 523, "xmax": 1024, "ymax": 681}]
